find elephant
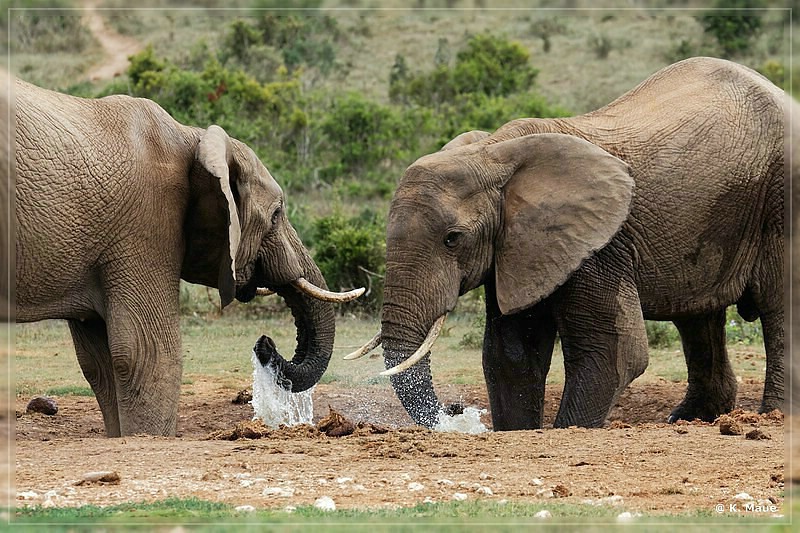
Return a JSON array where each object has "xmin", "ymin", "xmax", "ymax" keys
[
  {"xmin": 350, "ymin": 57, "xmax": 785, "ymax": 430},
  {"xmin": 0, "ymin": 69, "xmax": 13, "ymax": 322},
  {"xmin": 15, "ymin": 78, "xmax": 361, "ymax": 437}
]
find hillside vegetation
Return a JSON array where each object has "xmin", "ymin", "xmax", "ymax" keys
[{"xmin": 6, "ymin": 0, "xmax": 792, "ymax": 342}]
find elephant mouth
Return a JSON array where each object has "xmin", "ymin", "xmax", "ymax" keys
[{"xmin": 235, "ymin": 277, "xmax": 259, "ymax": 303}]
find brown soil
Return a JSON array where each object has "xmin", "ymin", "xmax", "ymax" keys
[{"xmin": 13, "ymin": 379, "xmax": 789, "ymax": 516}]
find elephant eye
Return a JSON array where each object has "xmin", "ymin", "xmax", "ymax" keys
[
  {"xmin": 271, "ymin": 206, "xmax": 282, "ymax": 225},
  {"xmin": 444, "ymin": 231, "xmax": 461, "ymax": 248}
]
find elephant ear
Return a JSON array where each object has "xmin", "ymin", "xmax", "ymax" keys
[
  {"xmin": 441, "ymin": 130, "xmax": 490, "ymax": 151},
  {"xmin": 183, "ymin": 125, "xmax": 242, "ymax": 308},
  {"xmin": 490, "ymin": 133, "xmax": 634, "ymax": 315}
]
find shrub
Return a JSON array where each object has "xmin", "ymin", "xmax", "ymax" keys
[
  {"xmin": 645, "ymin": 321, "xmax": 680, "ymax": 349},
  {"xmin": 698, "ymin": 0, "xmax": 764, "ymax": 58},
  {"xmin": 389, "ymin": 33, "xmax": 539, "ymax": 107},
  {"xmin": 310, "ymin": 210, "xmax": 386, "ymax": 314}
]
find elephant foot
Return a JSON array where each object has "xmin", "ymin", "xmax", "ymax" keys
[
  {"xmin": 758, "ymin": 396, "xmax": 784, "ymax": 414},
  {"xmin": 668, "ymin": 394, "xmax": 735, "ymax": 423}
]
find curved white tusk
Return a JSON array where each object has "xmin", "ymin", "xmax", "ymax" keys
[
  {"xmin": 343, "ymin": 330, "xmax": 382, "ymax": 360},
  {"xmin": 380, "ymin": 314, "xmax": 447, "ymax": 377},
  {"xmin": 255, "ymin": 288, "xmax": 275, "ymax": 296},
  {"xmin": 293, "ymin": 277, "xmax": 366, "ymax": 303}
]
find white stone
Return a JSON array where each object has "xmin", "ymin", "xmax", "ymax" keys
[
  {"xmin": 408, "ymin": 482, "xmax": 424, "ymax": 492},
  {"xmin": 534, "ymin": 510, "xmax": 552, "ymax": 519},
  {"xmin": 16, "ymin": 491, "xmax": 38, "ymax": 500},
  {"xmin": 536, "ymin": 489, "xmax": 555, "ymax": 498},
  {"xmin": 235, "ymin": 505, "xmax": 256, "ymax": 513},
  {"xmin": 617, "ymin": 511, "xmax": 642, "ymax": 521},
  {"xmin": 336, "ymin": 477, "xmax": 353, "ymax": 484},
  {"xmin": 284, "ymin": 505, "xmax": 296, "ymax": 513},
  {"xmin": 453, "ymin": 492, "xmax": 468, "ymax": 501},
  {"xmin": 733, "ymin": 492, "xmax": 754, "ymax": 501},
  {"xmin": 476, "ymin": 486, "xmax": 493, "ymax": 496},
  {"xmin": 423, "ymin": 496, "xmax": 435, "ymax": 504},
  {"xmin": 262, "ymin": 486, "xmax": 295, "ymax": 498},
  {"xmin": 437, "ymin": 479, "xmax": 454, "ymax": 486},
  {"xmin": 479, "ymin": 472, "xmax": 492, "ymax": 480},
  {"xmin": 314, "ymin": 496, "xmax": 336, "ymax": 511},
  {"xmin": 239, "ymin": 480, "xmax": 254, "ymax": 488},
  {"xmin": 531, "ymin": 478, "xmax": 544, "ymax": 486}
]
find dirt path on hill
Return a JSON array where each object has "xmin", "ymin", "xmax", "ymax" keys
[{"xmin": 82, "ymin": 1, "xmax": 142, "ymax": 81}]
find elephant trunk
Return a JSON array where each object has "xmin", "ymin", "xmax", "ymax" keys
[
  {"xmin": 384, "ymin": 349, "xmax": 442, "ymax": 428},
  {"xmin": 381, "ymin": 307, "xmax": 445, "ymax": 428},
  {"xmin": 257, "ymin": 259, "xmax": 336, "ymax": 393}
]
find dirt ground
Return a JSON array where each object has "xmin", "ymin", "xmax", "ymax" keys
[{"xmin": 12, "ymin": 378, "xmax": 790, "ymax": 517}]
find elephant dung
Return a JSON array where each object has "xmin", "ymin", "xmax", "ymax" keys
[
  {"xmin": 25, "ymin": 397, "xmax": 58, "ymax": 416},
  {"xmin": 317, "ymin": 406, "xmax": 355, "ymax": 437},
  {"xmin": 717, "ymin": 414, "xmax": 743, "ymax": 435}
]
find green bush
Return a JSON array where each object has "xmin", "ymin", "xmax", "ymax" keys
[
  {"xmin": 311, "ymin": 210, "xmax": 386, "ymax": 314},
  {"xmin": 645, "ymin": 320, "xmax": 680, "ymax": 349},
  {"xmin": 698, "ymin": 0, "xmax": 764, "ymax": 58},
  {"xmin": 390, "ymin": 33, "xmax": 538, "ymax": 107}
]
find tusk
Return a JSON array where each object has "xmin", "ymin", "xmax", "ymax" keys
[
  {"xmin": 380, "ymin": 314, "xmax": 447, "ymax": 377},
  {"xmin": 255, "ymin": 288, "xmax": 275, "ymax": 296},
  {"xmin": 343, "ymin": 330, "xmax": 382, "ymax": 360},
  {"xmin": 293, "ymin": 277, "xmax": 365, "ymax": 303}
]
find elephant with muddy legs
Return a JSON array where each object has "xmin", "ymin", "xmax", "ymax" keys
[
  {"xmin": 15, "ymin": 78, "xmax": 360, "ymax": 437},
  {"xmin": 352, "ymin": 57, "xmax": 785, "ymax": 430}
]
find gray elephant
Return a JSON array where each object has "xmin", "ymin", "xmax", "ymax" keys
[
  {"xmin": 15, "ymin": 78, "xmax": 360, "ymax": 437},
  {"xmin": 0, "ymin": 69, "xmax": 13, "ymax": 322},
  {"xmin": 351, "ymin": 57, "xmax": 785, "ymax": 430}
]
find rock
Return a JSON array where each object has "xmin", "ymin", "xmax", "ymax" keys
[
  {"xmin": 534, "ymin": 510, "xmax": 552, "ymax": 519},
  {"xmin": 476, "ymin": 486, "xmax": 493, "ymax": 495},
  {"xmin": 745, "ymin": 428, "xmax": 771, "ymax": 440},
  {"xmin": 317, "ymin": 406, "xmax": 355, "ymax": 437},
  {"xmin": 452, "ymin": 492, "xmax": 468, "ymax": 501},
  {"xmin": 235, "ymin": 505, "xmax": 256, "ymax": 513},
  {"xmin": 718, "ymin": 415, "xmax": 743, "ymax": 435},
  {"xmin": 232, "ymin": 390, "xmax": 253, "ymax": 405},
  {"xmin": 26, "ymin": 397, "xmax": 58, "ymax": 416},
  {"xmin": 553, "ymin": 484, "xmax": 571, "ymax": 498},
  {"xmin": 262, "ymin": 487, "xmax": 295, "ymax": 498},
  {"xmin": 75, "ymin": 471, "xmax": 121, "ymax": 486},
  {"xmin": 314, "ymin": 496, "xmax": 336, "ymax": 511},
  {"xmin": 408, "ymin": 482, "xmax": 424, "ymax": 491}
]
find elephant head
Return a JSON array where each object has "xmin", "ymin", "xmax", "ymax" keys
[
  {"xmin": 180, "ymin": 125, "xmax": 360, "ymax": 393},
  {"xmin": 352, "ymin": 131, "xmax": 633, "ymax": 427}
]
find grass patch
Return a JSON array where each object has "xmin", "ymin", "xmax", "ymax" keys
[
  {"xmin": 44, "ymin": 385, "xmax": 94, "ymax": 397},
  {"xmin": 12, "ymin": 497, "xmax": 795, "ymax": 529}
]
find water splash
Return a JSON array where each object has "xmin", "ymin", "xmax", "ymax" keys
[
  {"xmin": 250, "ymin": 350, "xmax": 314, "ymax": 427},
  {"xmin": 433, "ymin": 407, "xmax": 488, "ymax": 434}
]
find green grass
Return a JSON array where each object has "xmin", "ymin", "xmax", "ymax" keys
[
  {"xmin": 43, "ymin": 385, "xmax": 95, "ymax": 397},
  {"xmin": 14, "ymin": 302, "xmax": 767, "ymax": 399},
  {"xmin": 11, "ymin": 497, "xmax": 796, "ymax": 530}
]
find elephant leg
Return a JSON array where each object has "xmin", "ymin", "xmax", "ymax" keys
[
  {"xmin": 669, "ymin": 309, "xmax": 737, "ymax": 422},
  {"xmin": 68, "ymin": 318, "xmax": 121, "ymax": 437},
  {"xmin": 482, "ymin": 280, "xmax": 556, "ymax": 430},
  {"xmin": 759, "ymin": 309, "xmax": 784, "ymax": 413},
  {"xmin": 552, "ymin": 270, "xmax": 649, "ymax": 428},
  {"xmin": 103, "ymin": 271, "xmax": 183, "ymax": 436}
]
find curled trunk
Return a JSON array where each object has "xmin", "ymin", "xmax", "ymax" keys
[{"xmin": 256, "ymin": 262, "xmax": 336, "ymax": 393}]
